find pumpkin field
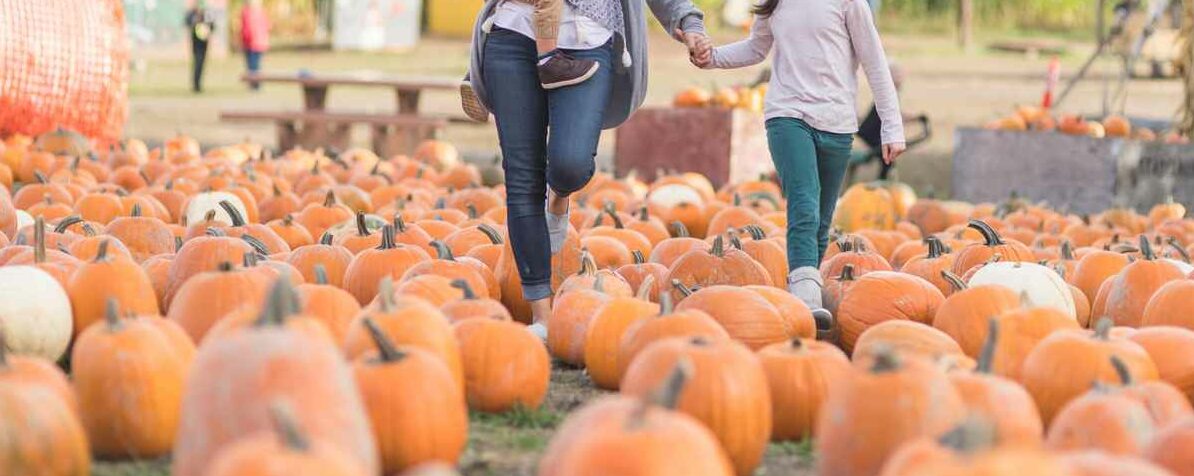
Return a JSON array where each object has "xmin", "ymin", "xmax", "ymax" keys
[{"xmin": 3, "ymin": 128, "xmax": 1194, "ymax": 476}]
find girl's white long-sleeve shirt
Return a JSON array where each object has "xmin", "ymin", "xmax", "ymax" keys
[{"xmin": 711, "ymin": 0, "xmax": 905, "ymax": 145}]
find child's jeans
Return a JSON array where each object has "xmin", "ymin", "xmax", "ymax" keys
[{"xmin": 766, "ymin": 117, "xmax": 854, "ymax": 271}]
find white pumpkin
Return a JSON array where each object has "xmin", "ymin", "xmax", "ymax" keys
[
  {"xmin": 183, "ymin": 191, "xmax": 249, "ymax": 227},
  {"xmin": 968, "ymin": 261, "xmax": 1077, "ymax": 320},
  {"xmin": 14, "ymin": 209, "xmax": 33, "ymax": 232},
  {"xmin": 646, "ymin": 183, "xmax": 705, "ymax": 211},
  {"xmin": 0, "ymin": 266, "xmax": 73, "ymax": 360},
  {"xmin": 1163, "ymin": 259, "xmax": 1194, "ymax": 276}
]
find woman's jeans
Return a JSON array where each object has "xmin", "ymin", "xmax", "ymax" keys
[
  {"xmin": 245, "ymin": 50, "xmax": 263, "ymax": 89},
  {"xmin": 482, "ymin": 27, "xmax": 612, "ymax": 301},
  {"xmin": 766, "ymin": 117, "xmax": 853, "ymax": 271}
]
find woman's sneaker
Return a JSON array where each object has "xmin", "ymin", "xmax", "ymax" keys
[
  {"xmin": 538, "ymin": 52, "xmax": 599, "ymax": 90},
  {"xmin": 788, "ymin": 267, "xmax": 835, "ymax": 340},
  {"xmin": 460, "ymin": 75, "xmax": 490, "ymax": 123}
]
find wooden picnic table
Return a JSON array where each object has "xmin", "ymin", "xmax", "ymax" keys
[
  {"xmin": 243, "ymin": 71, "xmax": 461, "ymax": 114},
  {"xmin": 223, "ymin": 71, "xmax": 469, "ymax": 156}
]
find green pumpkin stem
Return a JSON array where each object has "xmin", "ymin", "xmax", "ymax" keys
[
  {"xmin": 632, "ymin": 250, "xmax": 646, "ymax": 265},
  {"xmin": 1110, "ymin": 355, "xmax": 1133, "ymax": 386},
  {"xmin": 1094, "ymin": 317, "xmax": 1113, "ymax": 340},
  {"xmin": 838, "ymin": 264, "xmax": 857, "ymax": 282},
  {"xmin": 269, "ymin": 401, "xmax": 311, "ymax": 452},
  {"xmin": 670, "ymin": 221, "xmax": 691, "ymax": 238},
  {"xmin": 93, "ymin": 239, "xmax": 111, "ymax": 263},
  {"xmin": 377, "ymin": 277, "xmax": 397, "ymax": 312},
  {"xmin": 577, "ymin": 250, "xmax": 598, "ymax": 276},
  {"xmin": 671, "ymin": 279, "xmax": 694, "ymax": 298},
  {"xmin": 131, "ymin": 203, "xmax": 142, "ymax": 217},
  {"xmin": 925, "ymin": 236, "xmax": 946, "ymax": 259},
  {"xmin": 634, "ymin": 274, "xmax": 656, "ymax": 301},
  {"xmin": 319, "ymin": 232, "xmax": 334, "ymax": 246},
  {"xmin": 710, "ymin": 235, "xmax": 726, "ymax": 258},
  {"xmin": 377, "ymin": 225, "xmax": 397, "ymax": 250},
  {"xmin": 605, "ymin": 205, "xmax": 625, "ymax": 229},
  {"xmin": 254, "ymin": 278, "xmax": 301, "ymax": 327},
  {"xmin": 393, "ymin": 213, "xmax": 408, "ymax": 233},
  {"xmin": 1060, "ymin": 241, "xmax": 1075, "ymax": 261},
  {"xmin": 363, "ymin": 317, "xmax": 406, "ymax": 363},
  {"xmin": 968, "ymin": 220, "xmax": 1006, "ymax": 246},
  {"xmin": 174, "ymin": 236, "xmax": 184, "ymax": 252},
  {"xmin": 657, "ymin": 285, "xmax": 673, "ymax": 313},
  {"xmin": 940, "ymin": 271, "xmax": 968, "ymax": 292},
  {"xmin": 104, "ymin": 298, "xmax": 125, "ymax": 331},
  {"xmin": 1167, "ymin": 237, "xmax": 1191, "ymax": 263},
  {"xmin": 313, "ymin": 264, "xmax": 329, "ymax": 285},
  {"xmin": 218, "ymin": 201, "xmax": 247, "ymax": 227},
  {"xmin": 477, "ymin": 224, "xmax": 504, "ymax": 245},
  {"xmin": 53, "ymin": 215, "xmax": 83, "ymax": 234},
  {"xmin": 1139, "ymin": 235, "xmax": 1156, "ymax": 260},
  {"xmin": 34, "ymin": 216, "xmax": 47, "ymax": 264},
  {"xmin": 976, "ymin": 318, "xmax": 998, "ymax": 374},
  {"xmin": 354, "ymin": 211, "xmax": 370, "ymax": 237},
  {"xmin": 450, "ymin": 279, "xmax": 477, "ymax": 300},
  {"xmin": 322, "ymin": 190, "xmax": 336, "ymax": 208},
  {"xmin": 868, "ymin": 345, "xmax": 902, "ymax": 373},
  {"xmin": 431, "ymin": 241, "xmax": 455, "ymax": 261}
]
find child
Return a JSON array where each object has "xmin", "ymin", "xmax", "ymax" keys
[
  {"xmin": 698, "ymin": 0, "xmax": 906, "ymax": 327},
  {"xmin": 461, "ymin": 0, "xmax": 601, "ymax": 122}
]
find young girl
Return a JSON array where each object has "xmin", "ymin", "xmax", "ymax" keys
[{"xmin": 700, "ymin": 0, "xmax": 906, "ymax": 326}]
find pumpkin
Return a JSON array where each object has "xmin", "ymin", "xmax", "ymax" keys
[
  {"xmin": 621, "ymin": 336, "xmax": 772, "ymax": 476},
  {"xmin": 0, "ymin": 265, "xmax": 73, "ymax": 360},
  {"xmin": 0, "ymin": 385, "xmax": 91, "ymax": 476},
  {"xmin": 854, "ymin": 320, "xmax": 964, "ymax": 363},
  {"xmin": 296, "ymin": 191, "xmax": 354, "ymax": 239},
  {"xmin": 745, "ymin": 285, "xmax": 816, "ymax": 339},
  {"xmin": 649, "ymin": 223, "xmax": 710, "ymax": 268},
  {"xmin": 666, "ymin": 235, "xmax": 772, "ymax": 302},
  {"xmin": 72, "ymin": 300, "xmax": 195, "ymax": 458},
  {"xmin": 1104, "ymin": 236, "xmax": 1184, "ymax": 328},
  {"xmin": 183, "ymin": 191, "xmax": 250, "ymax": 228},
  {"xmin": 931, "ymin": 273, "xmax": 1021, "ymax": 358},
  {"xmin": 1146, "ymin": 417, "xmax": 1194, "ymax": 474},
  {"xmin": 65, "ymin": 240, "xmax": 160, "ymax": 338},
  {"xmin": 1021, "ymin": 319, "xmax": 1160, "ymax": 425},
  {"xmin": 732, "ymin": 225, "xmax": 788, "ymax": 287},
  {"xmin": 968, "ymin": 262, "xmax": 1077, "ymax": 320},
  {"xmin": 547, "ymin": 275, "xmax": 616, "ymax": 366},
  {"xmin": 453, "ymin": 318, "xmax": 551, "ymax": 413},
  {"xmin": 342, "ymin": 225, "xmax": 432, "ymax": 305},
  {"xmin": 343, "ymin": 278, "xmax": 462, "ymax": 388},
  {"xmin": 757, "ymin": 338, "xmax": 852, "ymax": 441},
  {"xmin": 1045, "ymin": 385, "xmax": 1156, "ymax": 455},
  {"xmin": 673, "ymin": 86, "xmax": 713, "ymax": 107},
  {"xmin": 673, "ymin": 283, "xmax": 789, "ymax": 351},
  {"xmin": 822, "ymin": 264, "xmax": 859, "ymax": 318},
  {"xmin": 204, "ymin": 402, "xmax": 367, "ymax": 476},
  {"xmin": 1128, "ymin": 326, "xmax": 1194, "ymax": 403},
  {"xmin": 401, "ymin": 241, "xmax": 490, "ymax": 300},
  {"xmin": 165, "ymin": 231, "xmax": 254, "ymax": 307},
  {"xmin": 167, "ymin": 261, "xmax": 272, "ymax": 343},
  {"xmin": 1062, "ymin": 451, "xmax": 1174, "ymax": 476},
  {"xmin": 833, "ymin": 183, "xmax": 897, "ymax": 232},
  {"xmin": 952, "ymin": 220, "xmax": 1035, "ymax": 275},
  {"xmin": 986, "ymin": 307, "xmax": 1082, "ymax": 381},
  {"xmin": 899, "ymin": 237, "xmax": 956, "ymax": 295},
  {"xmin": 296, "ymin": 265, "xmax": 362, "ymax": 344},
  {"xmin": 539, "ymin": 361, "xmax": 735, "ymax": 476},
  {"xmin": 836, "ymin": 271, "xmax": 946, "ymax": 354},
  {"xmin": 1141, "ymin": 280, "xmax": 1194, "ymax": 329},
  {"xmin": 173, "ymin": 280, "xmax": 379, "ymax": 476},
  {"xmin": 815, "ymin": 347, "xmax": 966, "ymax": 476},
  {"xmin": 820, "ymin": 236, "xmax": 893, "ymax": 280},
  {"xmin": 949, "ymin": 319, "xmax": 1044, "ymax": 448},
  {"xmin": 105, "ymin": 205, "xmax": 176, "ymax": 262},
  {"xmin": 583, "ymin": 289, "xmax": 661, "ymax": 390},
  {"xmin": 557, "ymin": 251, "xmax": 633, "ymax": 298},
  {"xmin": 288, "ymin": 233, "xmax": 355, "ymax": 287},
  {"xmin": 615, "ymin": 250, "xmax": 670, "ymax": 302},
  {"xmin": 440, "ymin": 279, "xmax": 512, "ymax": 324},
  {"xmin": 352, "ymin": 318, "xmax": 468, "ymax": 473},
  {"xmin": 494, "ymin": 228, "xmax": 583, "ymax": 323},
  {"xmin": 0, "ymin": 331, "xmax": 78, "ymax": 414}
]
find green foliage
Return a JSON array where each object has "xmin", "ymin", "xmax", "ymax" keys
[
  {"xmin": 471, "ymin": 404, "xmax": 563, "ymax": 430},
  {"xmin": 881, "ymin": 0, "xmax": 1100, "ymax": 31}
]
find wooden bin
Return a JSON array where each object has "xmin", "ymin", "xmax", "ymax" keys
[{"xmin": 614, "ymin": 107, "xmax": 772, "ymax": 187}]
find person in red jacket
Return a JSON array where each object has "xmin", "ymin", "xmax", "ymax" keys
[{"xmin": 240, "ymin": 0, "xmax": 270, "ymax": 91}]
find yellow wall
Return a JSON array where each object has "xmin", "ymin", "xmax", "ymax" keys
[{"xmin": 427, "ymin": 0, "xmax": 484, "ymax": 38}]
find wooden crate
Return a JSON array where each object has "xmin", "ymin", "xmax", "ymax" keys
[{"xmin": 614, "ymin": 107, "xmax": 772, "ymax": 188}]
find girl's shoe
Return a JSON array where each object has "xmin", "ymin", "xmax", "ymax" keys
[
  {"xmin": 459, "ymin": 75, "xmax": 490, "ymax": 123},
  {"xmin": 546, "ymin": 200, "xmax": 570, "ymax": 255},
  {"xmin": 787, "ymin": 267, "xmax": 834, "ymax": 340}
]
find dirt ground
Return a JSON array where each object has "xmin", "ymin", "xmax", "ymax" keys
[{"xmin": 128, "ymin": 30, "xmax": 1184, "ymax": 197}]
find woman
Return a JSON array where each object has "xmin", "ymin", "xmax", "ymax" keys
[
  {"xmin": 241, "ymin": 0, "xmax": 270, "ymax": 91},
  {"xmin": 467, "ymin": 0, "xmax": 711, "ymax": 338},
  {"xmin": 697, "ymin": 0, "xmax": 905, "ymax": 326},
  {"xmin": 184, "ymin": 1, "xmax": 215, "ymax": 93}
]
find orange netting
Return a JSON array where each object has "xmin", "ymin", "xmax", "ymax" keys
[{"xmin": 0, "ymin": 0, "xmax": 130, "ymax": 146}]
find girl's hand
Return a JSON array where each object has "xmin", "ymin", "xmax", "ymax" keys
[
  {"xmin": 674, "ymin": 29, "xmax": 713, "ymax": 68},
  {"xmin": 882, "ymin": 142, "xmax": 906, "ymax": 165}
]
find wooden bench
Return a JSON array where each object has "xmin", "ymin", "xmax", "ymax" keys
[{"xmin": 220, "ymin": 110, "xmax": 449, "ymax": 156}]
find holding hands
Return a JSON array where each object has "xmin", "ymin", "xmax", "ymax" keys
[{"xmin": 673, "ymin": 29, "xmax": 714, "ymax": 69}]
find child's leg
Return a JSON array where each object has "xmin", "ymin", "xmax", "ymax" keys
[
  {"xmin": 534, "ymin": 0, "xmax": 563, "ymax": 55},
  {"xmin": 765, "ymin": 118, "xmax": 821, "ymax": 272},
  {"xmin": 812, "ymin": 130, "xmax": 856, "ymax": 263}
]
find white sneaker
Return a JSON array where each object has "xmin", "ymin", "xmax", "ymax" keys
[
  {"xmin": 527, "ymin": 322, "xmax": 548, "ymax": 342},
  {"xmin": 788, "ymin": 267, "xmax": 834, "ymax": 338},
  {"xmin": 545, "ymin": 202, "xmax": 569, "ymax": 255}
]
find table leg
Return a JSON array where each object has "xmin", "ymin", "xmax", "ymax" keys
[
  {"xmin": 276, "ymin": 121, "xmax": 297, "ymax": 152},
  {"xmin": 397, "ymin": 89, "xmax": 421, "ymax": 114},
  {"xmin": 303, "ymin": 86, "xmax": 329, "ymax": 111}
]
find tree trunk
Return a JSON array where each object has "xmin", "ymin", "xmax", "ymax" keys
[{"xmin": 958, "ymin": 0, "xmax": 974, "ymax": 51}]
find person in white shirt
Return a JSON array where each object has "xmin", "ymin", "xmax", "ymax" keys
[{"xmin": 695, "ymin": 0, "xmax": 906, "ymax": 330}]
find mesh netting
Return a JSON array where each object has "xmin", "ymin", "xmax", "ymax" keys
[{"xmin": 0, "ymin": 0, "xmax": 130, "ymax": 146}]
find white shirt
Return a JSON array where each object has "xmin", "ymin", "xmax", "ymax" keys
[
  {"xmin": 492, "ymin": 0, "xmax": 613, "ymax": 50},
  {"xmin": 712, "ymin": 0, "xmax": 905, "ymax": 145}
]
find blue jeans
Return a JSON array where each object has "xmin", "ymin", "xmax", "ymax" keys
[
  {"xmin": 482, "ymin": 28, "xmax": 612, "ymax": 300},
  {"xmin": 245, "ymin": 50, "xmax": 263, "ymax": 89},
  {"xmin": 766, "ymin": 118, "xmax": 853, "ymax": 270}
]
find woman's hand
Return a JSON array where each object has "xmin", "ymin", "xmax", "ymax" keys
[
  {"xmin": 674, "ymin": 28, "xmax": 713, "ymax": 68},
  {"xmin": 882, "ymin": 142, "xmax": 906, "ymax": 165}
]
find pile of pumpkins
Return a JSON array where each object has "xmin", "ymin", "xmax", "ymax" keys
[
  {"xmin": 673, "ymin": 84, "xmax": 767, "ymax": 113},
  {"xmin": 985, "ymin": 106, "xmax": 1191, "ymax": 144},
  {"xmin": 4, "ymin": 129, "xmax": 1194, "ymax": 476}
]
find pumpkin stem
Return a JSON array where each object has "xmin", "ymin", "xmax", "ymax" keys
[
  {"xmin": 81, "ymin": 223, "xmax": 98, "ymax": 238},
  {"xmin": 635, "ymin": 275, "xmax": 656, "ymax": 301},
  {"xmin": 838, "ymin": 264, "xmax": 857, "ymax": 282},
  {"xmin": 53, "ymin": 215, "xmax": 83, "ymax": 234},
  {"xmin": 790, "ymin": 338, "xmax": 804, "ymax": 351},
  {"xmin": 925, "ymin": 236, "xmax": 946, "ymax": 259},
  {"xmin": 727, "ymin": 232, "xmax": 744, "ymax": 251},
  {"xmin": 632, "ymin": 250, "xmax": 646, "ymax": 265},
  {"xmin": 577, "ymin": 250, "xmax": 597, "ymax": 276},
  {"xmin": 1139, "ymin": 235, "xmax": 1156, "ymax": 260},
  {"xmin": 744, "ymin": 225, "xmax": 767, "ymax": 241},
  {"xmin": 1093, "ymin": 317, "xmax": 1113, "ymax": 340},
  {"xmin": 431, "ymin": 241, "xmax": 455, "ymax": 261},
  {"xmin": 941, "ymin": 271, "xmax": 968, "ymax": 292},
  {"xmin": 104, "ymin": 298, "xmax": 124, "ymax": 331},
  {"xmin": 670, "ymin": 221, "xmax": 690, "ymax": 238},
  {"xmin": 131, "ymin": 203, "xmax": 142, "ymax": 217},
  {"xmin": 671, "ymin": 279, "xmax": 694, "ymax": 298},
  {"xmin": 937, "ymin": 418, "xmax": 996, "ymax": 454},
  {"xmin": 593, "ymin": 273, "xmax": 606, "ymax": 293},
  {"xmin": 604, "ymin": 205, "xmax": 625, "ymax": 229},
  {"xmin": 835, "ymin": 238, "xmax": 854, "ymax": 253},
  {"xmin": 269, "ymin": 401, "xmax": 311, "ymax": 452},
  {"xmin": 241, "ymin": 234, "xmax": 269, "ymax": 256},
  {"xmin": 1167, "ymin": 237, "xmax": 1191, "ymax": 263},
  {"xmin": 868, "ymin": 344, "xmax": 901, "ymax": 374},
  {"xmin": 638, "ymin": 206, "xmax": 649, "ymax": 222},
  {"xmin": 254, "ymin": 278, "xmax": 301, "ymax": 327},
  {"xmin": 625, "ymin": 357, "xmax": 693, "ymax": 431},
  {"xmin": 657, "ymin": 285, "xmax": 673, "ymax": 313},
  {"xmin": 1060, "ymin": 241, "xmax": 1075, "ymax": 261},
  {"xmin": 218, "ymin": 261, "xmax": 235, "ymax": 272},
  {"xmin": 243, "ymin": 251, "xmax": 259, "ymax": 268},
  {"xmin": 377, "ymin": 277, "xmax": 397, "ymax": 313},
  {"xmin": 467, "ymin": 204, "xmax": 479, "ymax": 220},
  {"xmin": 975, "ymin": 318, "xmax": 998, "ymax": 374},
  {"xmin": 377, "ymin": 225, "xmax": 397, "ymax": 250},
  {"xmin": 710, "ymin": 235, "xmax": 726, "ymax": 258},
  {"xmin": 34, "ymin": 216, "xmax": 46, "ymax": 264},
  {"xmin": 322, "ymin": 190, "xmax": 336, "ymax": 208},
  {"xmin": 34, "ymin": 171, "xmax": 48, "ymax": 184},
  {"xmin": 93, "ymin": 239, "xmax": 111, "ymax": 263},
  {"xmin": 477, "ymin": 224, "xmax": 504, "ymax": 245},
  {"xmin": 363, "ymin": 317, "xmax": 406, "ymax": 363},
  {"xmin": 319, "ymin": 232, "xmax": 334, "ymax": 246},
  {"xmin": 218, "ymin": 201, "xmax": 247, "ymax": 227},
  {"xmin": 967, "ymin": 220, "xmax": 1006, "ymax": 246},
  {"xmin": 313, "ymin": 264, "xmax": 329, "ymax": 285},
  {"xmin": 393, "ymin": 213, "xmax": 408, "ymax": 233},
  {"xmin": 174, "ymin": 236, "xmax": 184, "ymax": 252},
  {"xmin": 450, "ymin": 279, "xmax": 477, "ymax": 300},
  {"xmin": 354, "ymin": 211, "xmax": 371, "ymax": 237},
  {"xmin": 1110, "ymin": 355, "xmax": 1133, "ymax": 386}
]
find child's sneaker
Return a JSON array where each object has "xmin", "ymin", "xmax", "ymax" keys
[
  {"xmin": 459, "ymin": 75, "xmax": 490, "ymax": 123},
  {"xmin": 538, "ymin": 52, "xmax": 599, "ymax": 90}
]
